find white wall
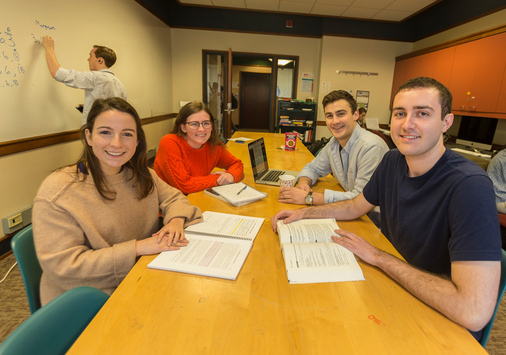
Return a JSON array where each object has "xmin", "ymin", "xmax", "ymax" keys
[
  {"xmin": 170, "ymin": 29, "xmax": 322, "ymax": 109},
  {"xmin": 0, "ymin": 0, "xmax": 173, "ymax": 238},
  {"xmin": 0, "ymin": 0, "xmax": 173, "ymax": 142},
  {"xmin": 315, "ymin": 36, "xmax": 412, "ymax": 139},
  {"xmin": 2, "ymin": 9, "xmax": 505, "ymax": 239}
]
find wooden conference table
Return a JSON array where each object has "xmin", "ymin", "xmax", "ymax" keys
[{"xmin": 68, "ymin": 132, "xmax": 486, "ymax": 354}]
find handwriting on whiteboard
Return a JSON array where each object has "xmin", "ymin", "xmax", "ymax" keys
[
  {"xmin": 0, "ymin": 27, "xmax": 24, "ymax": 88},
  {"xmin": 0, "ymin": 21, "xmax": 55, "ymax": 89},
  {"xmin": 35, "ymin": 20, "xmax": 55, "ymax": 31}
]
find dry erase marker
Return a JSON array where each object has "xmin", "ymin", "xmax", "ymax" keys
[{"xmin": 237, "ymin": 185, "xmax": 247, "ymax": 195}]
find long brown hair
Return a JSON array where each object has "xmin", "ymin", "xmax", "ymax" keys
[
  {"xmin": 171, "ymin": 101, "xmax": 223, "ymax": 149},
  {"xmin": 75, "ymin": 97, "xmax": 154, "ymax": 200}
]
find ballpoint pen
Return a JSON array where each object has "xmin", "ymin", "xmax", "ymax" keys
[{"xmin": 237, "ymin": 185, "xmax": 248, "ymax": 195}]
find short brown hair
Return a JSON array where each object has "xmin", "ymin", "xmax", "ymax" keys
[
  {"xmin": 394, "ymin": 77, "xmax": 452, "ymax": 120},
  {"xmin": 93, "ymin": 45, "xmax": 117, "ymax": 67},
  {"xmin": 322, "ymin": 90, "xmax": 358, "ymax": 114}
]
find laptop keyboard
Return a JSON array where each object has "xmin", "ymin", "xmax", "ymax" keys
[{"xmin": 262, "ymin": 170, "xmax": 285, "ymax": 182}]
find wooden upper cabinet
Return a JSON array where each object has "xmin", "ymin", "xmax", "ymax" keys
[
  {"xmin": 432, "ymin": 47, "xmax": 455, "ymax": 88},
  {"xmin": 497, "ymin": 66, "xmax": 506, "ymax": 113},
  {"xmin": 449, "ymin": 32, "xmax": 506, "ymax": 113},
  {"xmin": 390, "ymin": 48, "xmax": 454, "ymax": 107},
  {"xmin": 404, "ymin": 52, "xmax": 436, "ymax": 80},
  {"xmin": 390, "ymin": 60, "xmax": 407, "ymax": 105}
]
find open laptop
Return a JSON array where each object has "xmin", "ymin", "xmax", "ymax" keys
[{"xmin": 247, "ymin": 137, "xmax": 300, "ymax": 186}]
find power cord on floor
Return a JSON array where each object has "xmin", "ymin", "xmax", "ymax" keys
[{"xmin": 0, "ymin": 262, "xmax": 18, "ymax": 284}]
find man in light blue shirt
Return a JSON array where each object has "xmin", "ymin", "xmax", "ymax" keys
[
  {"xmin": 41, "ymin": 36, "xmax": 127, "ymax": 124},
  {"xmin": 278, "ymin": 90, "xmax": 389, "ymax": 226},
  {"xmin": 487, "ymin": 148, "xmax": 506, "ymax": 214}
]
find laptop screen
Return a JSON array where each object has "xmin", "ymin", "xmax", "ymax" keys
[
  {"xmin": 365, "ymin": 118, "xmax": 380, "ymax": 130},
  {"xmin": 248, "ymin": 138, "xmax": 269, "ymax": 179}
]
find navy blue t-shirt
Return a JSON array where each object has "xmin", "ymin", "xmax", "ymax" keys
[{"xmin": 363, "ymin": 148, "xmax": 502, "ymax": 277}]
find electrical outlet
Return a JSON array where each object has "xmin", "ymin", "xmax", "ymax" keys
[
  {"xmin": 8, "ymin": 213, "xmax": 22, "ymax": 228},
  {"xmin": 2, "ymin": 206, "xmax": 33, "ymax": 235}
]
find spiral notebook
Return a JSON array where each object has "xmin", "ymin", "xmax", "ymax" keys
[{"xmin": 205, "ymin": 182, "xmax": 267, "ymax": 206}]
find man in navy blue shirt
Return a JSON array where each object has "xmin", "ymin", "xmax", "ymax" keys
[{"xmin": 272, "ymin": 77, "xmax": 501, "ymax": 340}]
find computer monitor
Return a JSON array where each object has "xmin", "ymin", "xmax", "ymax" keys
[{"xmin": 455, "ymin": 115, "xmax": 498, "ymax": 151}]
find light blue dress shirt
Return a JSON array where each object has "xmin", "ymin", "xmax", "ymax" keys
[
  {"xmin": 297, "ymin": 124, "xmax": 389, "ymax": 204},
  {"xmin": 55, "ymin": 67, "xmax": 127, "ymax": 124},
  {"xmin": 487, "ymin": 149, "xmax": 506, "ymax": 213}
]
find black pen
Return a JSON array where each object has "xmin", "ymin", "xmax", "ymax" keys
[{"xmin": 237, "ymin": 185, "xmax": 248, "ymax": 195}]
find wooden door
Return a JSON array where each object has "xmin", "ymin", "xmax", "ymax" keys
[{"xmin": 239, "ymin": 72, "xmax": 271, "ymax": 130}]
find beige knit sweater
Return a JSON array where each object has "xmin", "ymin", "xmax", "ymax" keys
[{"xmin": 33, "ymin": 166, "xmax": 202, "ymax": 305}]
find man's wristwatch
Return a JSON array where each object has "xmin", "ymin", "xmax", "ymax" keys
[{"xmin": 305, "ymin": 191, "xmax": 313, "ymax": 206}]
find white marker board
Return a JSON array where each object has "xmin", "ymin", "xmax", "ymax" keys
[{"xmin": 0, "ymin": 0, "xmax": 172, "ymax": 142}]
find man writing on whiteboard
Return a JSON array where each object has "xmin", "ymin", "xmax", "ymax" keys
[
  {"xmin": 41, "ymin": 36, "xmax": 127, "ymax": 124},
  {"xmin": 272, "ymin": 77, "xmax": 502, "ymax": 342}
]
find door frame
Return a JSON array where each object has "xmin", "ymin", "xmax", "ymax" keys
[{"xmin": 202, "ymin": 50, "xmax": 299, "ymax": 137}]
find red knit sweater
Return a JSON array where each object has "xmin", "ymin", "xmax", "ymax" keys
[{"xmin": 154, "ymin": 134, "xmax": 244, "ymax": 194}]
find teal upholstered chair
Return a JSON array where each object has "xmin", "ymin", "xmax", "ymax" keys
[
  {"xmin": 11, "ymin": 225, "xmax": 43, "ymax": 314},
  {"xmin": 0, "ymin": 286, "xmax": 109, "ymax": 355},
  {"xmin": 480, "ymin": 248, "xmax": 506, "ymax": 347}
]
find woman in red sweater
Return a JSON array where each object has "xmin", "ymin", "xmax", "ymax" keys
[{"xmin": 154, "ymin": 101, "xmax": 244, "ymax": 194}]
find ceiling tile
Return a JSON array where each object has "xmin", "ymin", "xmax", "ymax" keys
[
  {"xmin": 373, "ymin": 9, "xmax": 413, "ymax": 21},
  {"xmin": 281, "ymin": 0, "xmax": 316, "ymax": 3},
  {"xmin": 341, "ymin": 6, "xmax": 381, "ymax": 19},
  {"xmin": 178, "ymin": 0, "xmax": 445, "ymax": 23},
  {"xmin": 316, "ymin": 0, "xmax": 354, "ymax": 5},
  {"xmin": 311, "ymin": 4, "xmax": 349, "ymax": 17},
  {"xmin": 386, "ymin": 0, "xmax": 437, "ymax": 12},
  {"xmin": 350, "ymin": 0, "xmax": 395, "ymax": 10},
  {"xmin": 179, "ymin": 0, "xmax": 214, "ymax": 5},
  {"xmin": 244, "ymin": 0, "xmax": 279, "ymax": 11},
  {"xmin": 214, "ymin": 0, "xmax": 246, "ymax": 8},
  {"xmin": 279, "ymin": 0, "xmax": 315, "ymax": 13}
]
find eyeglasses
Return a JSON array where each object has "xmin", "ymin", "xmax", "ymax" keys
[{"xmin": 185, "ymin": 121, "xmax": 212, "ymax": 130}]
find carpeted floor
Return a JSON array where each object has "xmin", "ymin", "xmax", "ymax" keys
[
  {"xmin": 0, "ymin": 253, "xmax": 31, "ymax": 344},
  {"xmin": 1, "ymin": 252, "xmax": 506, "ymax": 353}
]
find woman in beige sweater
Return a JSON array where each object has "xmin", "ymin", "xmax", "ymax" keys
[{"xmin": 33, "ymin": 97, "xmax": 202, "ymax": 305}]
